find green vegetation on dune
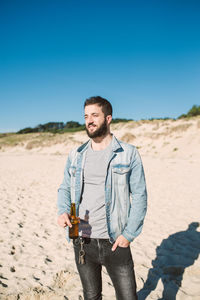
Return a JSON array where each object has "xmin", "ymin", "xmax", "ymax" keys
[
  {"xmin": 178, "ymin": 105, "xmax": 200, "ymax": 119},
  {"xmin": 17, "ymin": 121, "xmax": 83, "ymax": 134},
  {"xmin": 15, "ymin": 104, "xmax": 200, "ymax": 135},
  {"xmin": 17, "ymin": 119, "xmax": 132, "ymax": 134}
]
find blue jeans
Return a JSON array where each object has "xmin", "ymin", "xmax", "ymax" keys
[{"xmin": 73, "ymin": 237, "xmax": 138, "ymax": 300}]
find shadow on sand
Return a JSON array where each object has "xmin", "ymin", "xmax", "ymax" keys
[{"xmin": 138, "ymin": 222, "xmax": 200, "ymax": 300}]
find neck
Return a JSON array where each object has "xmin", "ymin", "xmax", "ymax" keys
[{"xmin": 91, "ymin": 132, "xmax": 112, "ymax": 151}]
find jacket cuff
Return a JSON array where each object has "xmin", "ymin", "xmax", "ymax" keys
[
  {"xmin": 122, "ymin": 230, "xmax": 134, "ymax": 243},
  {"xmin": 57, "ymin": 209, "xmax": 67, "ymax": 216}
]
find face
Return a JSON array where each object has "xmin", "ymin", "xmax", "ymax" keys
[{"xmin": 84, "ymin": 104, "xmax": 111, "ymax": 138}]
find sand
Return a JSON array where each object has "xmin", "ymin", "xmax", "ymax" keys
[{"xmin": 0, "ymin": 118, "xmax": 200, "ymax": 299}]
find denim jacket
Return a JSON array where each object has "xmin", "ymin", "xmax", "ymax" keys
[{"xmin": 57, "ymin": 135, "xmax": 147, "ymax": 243}]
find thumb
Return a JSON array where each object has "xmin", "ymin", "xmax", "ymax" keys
[
  {"xmin": 65, "ymin": 214, "xmax": 72, "ymax": 228},
  {"xmin": 111, "ymin": 241, "xmax": 118, "ymax": 251}
]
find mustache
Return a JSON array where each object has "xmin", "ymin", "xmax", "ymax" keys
[{"xmin": 88, "ymin": 123, "xmax": 96, "ymax": 126}]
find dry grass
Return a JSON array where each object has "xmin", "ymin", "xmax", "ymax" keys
[
  {"xmin": 120, "ymin": 133, "xmax": 136, "ymax": 143},
  {"xmin": 152, "ymin": 123, "xmax": 160, "ymax": 131},
  {"xmin": 26, "ymin": 140, "xmax": 43, "ymax": 149},
  {"xmin": 111, "ymin": 121, "xmax": 138, "ymax": 130},
  {"xmin": 163, "ymin": 142, "xmax": 170, "ymax": 147},
  {"xmin": 0, "ymin": 133, "xmax": 28, "ymax": 148},
  {"xmin": 144, "ymin": 132, "xmax": 164, "ymax": 139},
  {"xmin": 143, "ymin": 122, "xmax": 193, "ymax": 140},
  {"xmin": 168, "ymin": 123, "xmax": 192, "ymax": 134},
  {"xmin": 110, "ymin": 123, "xmax": 122, "ymax": 130},
  {"xmin": 125, "ymin": 121, "xmax": 142, "ymax": 129},
  {"xmin": 0, "ymin": 132, "xmax": 72, "ymax": 150}
]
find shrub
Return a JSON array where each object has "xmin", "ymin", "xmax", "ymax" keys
[
  {"xmin": 64, "ymin": 121, "xmax": 82, "ymax": 128},
  {"xmin": 178, "ymin": 105, "xmax": 200, "ymax": 119},
  {"xmin": 111, "ymin": 118, "xmax": 132, "ymax": 123},
  {"xmin": 187, "ymin": 105, "xmax": 200, "ymax": 117}
]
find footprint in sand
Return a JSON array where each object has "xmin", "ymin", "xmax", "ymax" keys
[
  {"xmin": 0, "ymin": 280, "xmax": 8, "ymax": 288},
  {"xmin": 18, "ymin": 222, "xmax": 23, "ymax": 228},
  {"xmin": 45, "ymin": 257, "xmax": 53, "ymax": 264},
  {"xmin": 8, "ymin": 245, "xmax": 16, "ymax": 255},
  {"xmin": 0, "ymin": 275, "xmax": 8, "ymax": 287},
  {"xmin": 33, "ymin": 275, "xmax": 40, "ymax": 281},
  {"xmin": 10, "ymin": 266, "xmax": 15, "ymax": 272}
]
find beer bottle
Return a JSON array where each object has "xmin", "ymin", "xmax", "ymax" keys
[{"xmin": 69, "ymin": 203, "xmax": 79, "ymax": 239}]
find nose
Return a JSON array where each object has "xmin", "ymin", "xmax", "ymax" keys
[{"xmin": 87, "ymin": 115, "xmax": 94, "ymax": 124}]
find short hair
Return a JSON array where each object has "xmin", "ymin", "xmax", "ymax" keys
[{"xmin": 84, "ymin": 96, "xmax": 113, "ymax": 116}]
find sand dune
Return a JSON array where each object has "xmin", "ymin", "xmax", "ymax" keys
[{"xmin": 0, "ymin": 117, "xmax": 200, "ymax": 299}]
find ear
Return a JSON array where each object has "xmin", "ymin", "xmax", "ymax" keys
[{"xmin": 106, "ymin": 115, "xmax": 112, "ymax": 125}]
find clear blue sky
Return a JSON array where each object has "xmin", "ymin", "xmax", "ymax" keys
[{"xmin": 0, "ymin": 0, "xmax": 200, "ymax": 132}]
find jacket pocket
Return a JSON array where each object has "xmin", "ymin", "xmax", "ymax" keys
[{"xmin": 112, "ymin": 165, "xmax": 130, "ymax": 185}]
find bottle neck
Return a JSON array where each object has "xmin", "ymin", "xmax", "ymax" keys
[{"xmin": 70, "ymin": 203, "xmax": 76, "ymax": 217}]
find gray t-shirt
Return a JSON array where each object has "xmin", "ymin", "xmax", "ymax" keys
[{"xmin": 79, "ymin": 141, "xmax": 112, "ymax": 238}]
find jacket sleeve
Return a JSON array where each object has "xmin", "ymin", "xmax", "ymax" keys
[
  {"xmin": 122, "ymin": 148, "xmax": 147, "ymax": 242},
  {"xmin": 57, "ymin": 154, "xmax": 72, "ymax": 216}
]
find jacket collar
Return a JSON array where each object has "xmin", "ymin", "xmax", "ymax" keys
[{"xmin": 77, "ymin": 134, "xmax": 123, "ymax": 154}]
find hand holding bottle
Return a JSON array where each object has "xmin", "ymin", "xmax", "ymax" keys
[{"xmin": 57, "ymin": 212, "xmax": 72, "ymax": 228}]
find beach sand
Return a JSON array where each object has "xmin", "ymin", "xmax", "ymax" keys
[{"xmin": 0, "ymin": 118, "xmax": 200, "ymax": 299}]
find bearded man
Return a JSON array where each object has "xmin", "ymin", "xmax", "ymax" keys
[{"xmin": 57, "ymin": 96, "xmax": 147, "ymax": 300}]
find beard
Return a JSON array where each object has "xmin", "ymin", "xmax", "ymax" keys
[{"xmin": 86, "ymin": 118, "xmax": 108, "ymax": 138}]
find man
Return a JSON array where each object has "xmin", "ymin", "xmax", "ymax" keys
[{"xmin": 57, "ymin": 96, "xmax": 147, "ymax": 300}]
